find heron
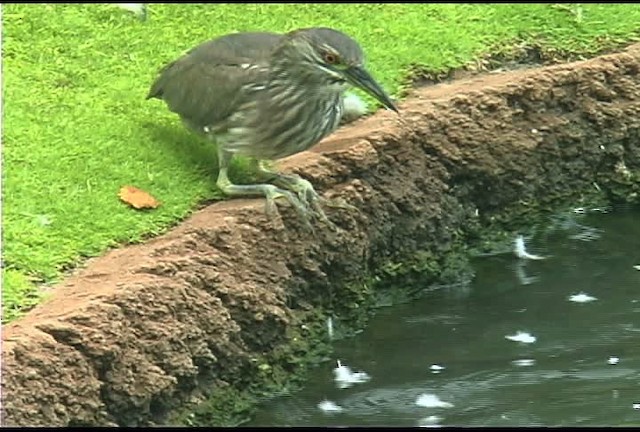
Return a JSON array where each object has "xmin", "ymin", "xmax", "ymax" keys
[{"xmin": 147, "ymin": 27, "xmax": 398, "ymax": 225}]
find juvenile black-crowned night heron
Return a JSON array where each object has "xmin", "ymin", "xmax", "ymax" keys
[{"xmin": 147, "ymin": 27, "xmax": 398, "ymax": 225}]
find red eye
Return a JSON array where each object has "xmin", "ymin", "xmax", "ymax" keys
[{"xmin": 324, "ymin": 52, "xmax": 338, "ymax": 64}]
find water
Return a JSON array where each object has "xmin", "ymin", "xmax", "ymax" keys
[{"xmin": 246, "ymin": 206, "xmax": 640, "ymax": 427}]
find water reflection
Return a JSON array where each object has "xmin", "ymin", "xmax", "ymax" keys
[{"xmin": 247, "ymin": 206, "xmax": 640, "ymax": 427}]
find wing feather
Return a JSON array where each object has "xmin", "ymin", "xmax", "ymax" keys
[{"xmin": 147, "ymin": 32, "xmax": 283, "ymax": 129}]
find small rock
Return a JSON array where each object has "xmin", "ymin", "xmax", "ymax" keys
[
  {"xmin": 341, "ymin": 93, "xmax": 368, "ymax": 124},
  {"xmin": 112, "ymin": 3, "xmax": 147, "ymax": 20}
]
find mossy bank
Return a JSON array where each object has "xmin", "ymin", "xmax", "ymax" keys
[{"xmin": 2, "ymin": 45, "xmax": 640, "ymax": 426}]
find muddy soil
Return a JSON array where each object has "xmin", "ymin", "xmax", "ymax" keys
[{"xmin": 2, "ymin": 44, "xmax": 639, "ymax": 427}]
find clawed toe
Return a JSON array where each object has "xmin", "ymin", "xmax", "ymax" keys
[
  {"xmin": 263, "ymin": 186, "xmax": 313, "ymax": 231},
  {"xmin": 252, "ymin": 166, "xmax": 358, "ymax": 229},
  {"xmin": 318, "ymin": 196, "xmax": 358, "ymax": 212}
]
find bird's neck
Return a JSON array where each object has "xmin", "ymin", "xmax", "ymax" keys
[
  {"xmin": 242, "ymin": 62, "xmax": 345, "ymax": 159},
  {"xmin": 259, "ymin": 43, "xmax": 347, "ymax": 141},
  {"xmin": 265, "ymin": 61, "xmax": 346, "ymax": 109}
]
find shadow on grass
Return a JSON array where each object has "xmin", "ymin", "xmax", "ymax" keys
[
  {"xmin": 140, "ymin": 120, "xmax": 261, "ymax": 188},
  {"xmin": 141, "ymin": 120, "xmax": 219, "ymax": 178}
]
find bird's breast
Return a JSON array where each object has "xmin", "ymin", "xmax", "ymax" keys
[{"xmin": 225, "ymin": 85, "xmax": 344, "ymax": 160}]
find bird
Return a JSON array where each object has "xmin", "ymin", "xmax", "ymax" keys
[{"xmin": 146, "ymin": 27, "xmax": 398, "ymax": 226}]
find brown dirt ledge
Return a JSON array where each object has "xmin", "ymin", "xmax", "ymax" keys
[{"xmin": 3, "ymin": 45, "xmax": 640, "ymax": 427}]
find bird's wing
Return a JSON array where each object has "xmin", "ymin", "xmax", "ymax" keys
[
  {"xmin": 147, "ymin": 32, "xmax": 283, "ymax": 130},
  {"xmin": 147, "ymin": 60, "xmax": 253, "ymax": 129}
]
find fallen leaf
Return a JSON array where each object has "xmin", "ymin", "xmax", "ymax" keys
[{"xmin": 118, "ymin": 185, "xmax": 161, "ymax": 210}]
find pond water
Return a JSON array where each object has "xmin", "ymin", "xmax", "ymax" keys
[{"xmin": 246, "ymin": 205, "xmax": 640, "ymax": 427}]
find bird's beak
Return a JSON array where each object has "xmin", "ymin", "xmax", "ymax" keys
[{"xmin": 343, "ymin": 66, "xmax": 398, "ymax": 113}]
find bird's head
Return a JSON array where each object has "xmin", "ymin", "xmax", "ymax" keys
[{"xmin": 280, "ymin": 27, "xmax": 398, "ymax": 113}]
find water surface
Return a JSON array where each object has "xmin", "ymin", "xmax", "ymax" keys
[{"xmin": 247, "ymin": 206, "xmax": 640, "ymax": 427}]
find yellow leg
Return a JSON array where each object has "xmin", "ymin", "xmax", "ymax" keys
[{"xmin": 216, "ymin": 149, "xmax": 312, "ymax": 229}]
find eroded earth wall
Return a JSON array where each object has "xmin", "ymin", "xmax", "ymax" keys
[{"xmin": 2, "ymin": 45, "xmax": 639, "ymax": 426}]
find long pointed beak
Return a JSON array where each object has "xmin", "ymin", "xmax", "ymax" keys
[{"xmin": 343, "ymin": 66, "xmax": 398, "ymax": 113}]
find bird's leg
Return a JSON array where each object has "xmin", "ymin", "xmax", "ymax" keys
[
  {"xmin": 216, "ymin": 149, "xmax": 312, "ymax": 229},
  {"xmin": 256, "ymin": 160, "xmax": 358, "ymax": 214},
  {"xmin": 255, "ymin": 161, "xmax": 317, "ymax": 205},
  {"xmin": 252, "ymin": 160, "xmax": 334, "ymax": 223}
]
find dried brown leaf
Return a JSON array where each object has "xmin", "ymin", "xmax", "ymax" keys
[{"xmin": 118, "ymin": 185, "xmax": 161, "ymax": 210}]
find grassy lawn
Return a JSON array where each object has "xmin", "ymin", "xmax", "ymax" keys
[{"xmin": 3, "ymin": 3, "xmax": 640, "ymax": 322}]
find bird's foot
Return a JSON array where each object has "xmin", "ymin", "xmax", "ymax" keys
[
  {"xmin": 264, "ymin": 173, "xmax": 334, "ymax": 225},
  {"xmin": 253, "ymin": 161, "xmax": 359, "ymax": 228},
  {"xmin": 318, "ymin": 196, "xmax": 358, "ymax": 212},
  {"xmin": 262, "ymin": 184, "xmax": 315, "ymax": 231},
  {"xmin": 217, "ymin": 181, "xmax": 313, "ymax": 231},
  {"xmin": 265, "ymin": 175, "xmax": 360, "ymax": 231}
]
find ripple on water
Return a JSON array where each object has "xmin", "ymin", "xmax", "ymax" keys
[{"xmin": 247, "ymin": 208, "xmax": 640, "ymax": 427}]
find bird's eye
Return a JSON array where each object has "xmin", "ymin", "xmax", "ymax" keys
[{"xmin": 323, "ymin": 52, "xmax": 339, "ymax": 65}]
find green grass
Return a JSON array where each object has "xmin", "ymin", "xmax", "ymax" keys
[{"xmin": 3, "ymin": 3, "xmax": 640, "ymax": 322}]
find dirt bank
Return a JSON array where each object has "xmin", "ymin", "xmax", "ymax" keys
[{"xmin": 3, "ymin": 44, "xmax": 640, "ymax": 427}]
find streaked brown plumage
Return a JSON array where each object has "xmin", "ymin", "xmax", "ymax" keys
[{"xmin": 147, "ymin": 27, "xmax": 397, "ymax": 226}]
